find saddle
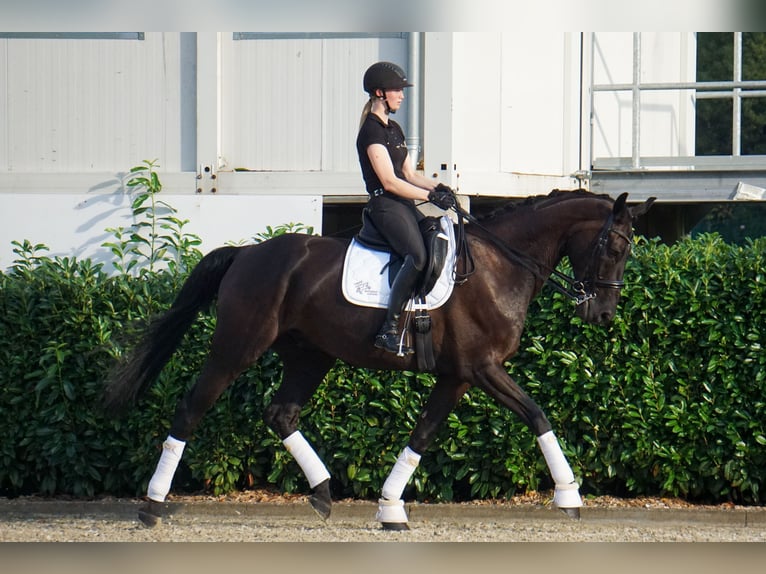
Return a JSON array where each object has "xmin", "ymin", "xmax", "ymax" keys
[
  {"xmin": 356, "ymin": 209, "xmax": 448, "ymax": 295},
  {"xmin": 343, "ymin": 210, "xmax": 456, "ymax": 371}
]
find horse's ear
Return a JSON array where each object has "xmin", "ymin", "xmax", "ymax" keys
[
  {"xmin": 612, "ymin": 192, "xmax": 629, "ymax": 216},
  {"xmin": 628, "ymin": 196, "xmax": 656, "ymax": 220}
]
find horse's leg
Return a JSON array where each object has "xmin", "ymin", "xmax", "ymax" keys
[
  {"xmin": 136, "ymin": 347, "xmax": 253, "ymax": 526},
  {"xmin": 474, "ymin": 363, "xmax": 582, "ymax": 518},
  {"xmin": 376, "ymin": 376, "xmax": 470, "ymax": 530},
  {"xmin": 263, "ymin": 342, "xmax": 336, "ymax": 520}
]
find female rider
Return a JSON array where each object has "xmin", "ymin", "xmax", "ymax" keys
[{"xmin": 356, "ymin": 61, "xmax": 456, "ymax": 354}]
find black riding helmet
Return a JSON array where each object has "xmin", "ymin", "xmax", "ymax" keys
[{"xmin": 363, "ymin": 61, "xmax": 413, "ymax": 95}]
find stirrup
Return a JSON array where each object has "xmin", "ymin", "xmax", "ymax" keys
[{"xmin": 374, "ymin": 330, "xmax": 414, "ymax": 355}]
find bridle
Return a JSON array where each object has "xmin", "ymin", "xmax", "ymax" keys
[
  {"xmin": 450, "ymin": 204, "xmax": 632, "ymax": 306},
  {"xmin": 564, "ymin": 211, "xmax": 633, "ymax": 305}
]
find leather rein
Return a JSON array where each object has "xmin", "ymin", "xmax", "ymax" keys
[{"xmin": 449, "ymin": 204, "xmax": 632, "ymax": 306}]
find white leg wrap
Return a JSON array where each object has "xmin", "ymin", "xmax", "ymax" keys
[
  {"xmin": 537, "ymin": 430, "xmax": 575, "ymax": 485},
  {"xmin": 147, "ymin": 435, "xmax": 186, "ymax": 502},
  {"xmin": 376, "ymin": 497, "xmax": 409, "ymax": 524},
  {"xmin": 381, "ymin": 446, "xmax": 421, "ymax": 502},
  {"xmin": 553, "ymin": 481, "xmax": 583, "ymax": 508},
  {"xmin": 537, "ymin": 430, "xmax": 583, "ymax": 508},
  {"xmin": 282, "ymin": 431, "xmax": 331, "ymax": 489}
]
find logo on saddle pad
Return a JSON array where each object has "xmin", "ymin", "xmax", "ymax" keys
[{"xmin": 342, "ymin": 215, "xmax": 457, "ymax": 310}]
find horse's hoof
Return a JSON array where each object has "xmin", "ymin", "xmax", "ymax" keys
[
  {"xmin": 309, "ymin": 494, "xmax": 331, "ymax": 521},
  {"xmin": 137, "ymin": 500, "xmax": 163, "ymax": 528},
  {"xmin": 381, "ymin": 522, "xmax": 410, "ymax": 531},
  {"xmin": 309, "ymin": 479, "xmax": 332, "ymax": 521},
  {"xmin": 559, "ymin": 507, "xmax": 581, "ymax": 520}
]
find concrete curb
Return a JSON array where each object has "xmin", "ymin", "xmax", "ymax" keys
[{"xmin": 2, "ymin": 498, "xmax": 765, "ymax": 527}]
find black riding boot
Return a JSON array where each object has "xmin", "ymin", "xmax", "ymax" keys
[{"xmin": 375, "ymin": 255, "xmax": 421, "ymax": 355}]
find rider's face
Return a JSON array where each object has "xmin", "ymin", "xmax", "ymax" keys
[{"xmin": 382, "ymin": 89, "xmax": 404, "ymax": 112}]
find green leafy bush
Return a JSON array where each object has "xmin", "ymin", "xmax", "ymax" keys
[{"xmin": 1, "ymin": 170, "xmax": 764, "ymax": 504}]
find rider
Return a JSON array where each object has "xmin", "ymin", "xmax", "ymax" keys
[{"xmin": 356, "ymin": 61, "xmax": 456, "ymax": 354}]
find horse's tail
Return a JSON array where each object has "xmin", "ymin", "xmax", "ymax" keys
[{"xmin": 103, "ymin": 245, "xmax": 241, "ymax": 415}]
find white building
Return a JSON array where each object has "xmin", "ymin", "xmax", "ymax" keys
[{"xmin": 1, "ymin": 32, "xmax": 764, "ymax": 268}]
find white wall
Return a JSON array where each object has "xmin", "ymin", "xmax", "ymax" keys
[
  {"xmin": 0, "ymin": 180, "xmax": 322, "ymax": 270},
  {"xmin": 0, "ymin": 33, "xmax": 186, "ymax": 172},
  {"xmin": 429, "ymin": 32, "xmax": 583, "ymax": 196},
  {"xmin": 218, "ymin": 34, "xmax": 409, "ymax": 173},
  {"xmin": 0, "ymin": 32, "xmax": 701, "ymax": 270}
]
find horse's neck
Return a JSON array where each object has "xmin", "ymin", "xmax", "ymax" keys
[
  {"xmin": 487, "ymin": 208, "xmax": 569, "ymax": 258},
  {"xmin": 484, "ymin": 199, "xmax": 607, "ymax": 267}
]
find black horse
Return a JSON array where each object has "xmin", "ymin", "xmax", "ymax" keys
[{"xmin": 104, "ymin": 189, "xmax": 654, "ymax": 530}]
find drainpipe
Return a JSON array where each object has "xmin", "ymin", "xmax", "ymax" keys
[{"xmin": 407, "ymin": 32, "xmax": 422, "ymax": 169}]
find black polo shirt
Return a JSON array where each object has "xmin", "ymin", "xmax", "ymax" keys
[{"xmin": 356, "ymin": 113, "xmax": 408, "ymax": 195}]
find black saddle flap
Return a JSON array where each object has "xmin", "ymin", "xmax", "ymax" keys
[{"xmin": 418, "ymin": 216, "xmax": 449, "ymax": 295}]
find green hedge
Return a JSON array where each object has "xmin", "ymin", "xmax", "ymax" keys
[{"xmin": 1, "ymin": 234, "xmax": 764, "ymax": 504}]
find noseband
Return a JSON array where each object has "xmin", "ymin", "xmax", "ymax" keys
[{"xmin": 451, "ymin": 204, "xmax": 632, "ymax": 306}]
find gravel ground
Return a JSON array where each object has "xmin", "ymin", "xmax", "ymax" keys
[
  {"xmin": 2, "ymin": 490, "xmax": 766, "ymax": 542},
  {"xmin": 4, "ymin": 492, "xmax": 766, "ymax": 574},
  {"xmin": 2, "ymin": 512, "xmax": 765, "ymax": 542}
]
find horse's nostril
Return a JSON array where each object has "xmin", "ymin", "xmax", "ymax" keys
[{"xmin": 600, "ymin": 310, "xmax": 614, "ymax": 324}]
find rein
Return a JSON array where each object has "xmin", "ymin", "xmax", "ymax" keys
[{"xmin": 450, "ymin": 204, "xmax": 629, "ymax": 305}]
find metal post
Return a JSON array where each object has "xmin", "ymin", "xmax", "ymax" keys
[
  {"xmin": 632, "ymin": 33, "xmax": 641, "ymax": 169},
  {"xmin": 733, "ymin": 32, "xmax": 742, "ymax": 157},
  {"xmin": 407, "ymin": 32, "xmax": 422, "ymax": 169}
]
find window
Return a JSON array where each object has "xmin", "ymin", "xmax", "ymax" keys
[
  {"xmin": 591, "ymin": 32, "xmax": 766, "ymax": 169},
  {"xmin": 696, "ymin": 33, "xmax": 766, "ymax": 156}
]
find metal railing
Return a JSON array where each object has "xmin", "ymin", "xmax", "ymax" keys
[{"xmin": 591, "ymin": 32, "xmax": 766, "ymax": 171}]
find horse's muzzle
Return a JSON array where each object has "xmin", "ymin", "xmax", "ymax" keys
[{"xmin": 576, "ymin": 296, "xmax": 617, "ymax": 326}]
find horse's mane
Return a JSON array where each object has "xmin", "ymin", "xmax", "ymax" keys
[{"xmin": 475, "ymin": 188, "xmax": 613, "ymax": 223}]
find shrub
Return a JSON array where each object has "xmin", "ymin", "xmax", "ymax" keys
[{"xmin": 1, "ymin": 170, "xmax": 764, "ymax": 504}]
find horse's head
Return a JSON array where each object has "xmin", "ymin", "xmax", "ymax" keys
[{"xmin": 566, "ymin": 192, "xmax": 655, "ymax": 325}]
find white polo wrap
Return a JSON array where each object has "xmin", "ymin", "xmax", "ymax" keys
[
  {"xmin": 381, "ymin": 446, "xmax": 421, "ymax": 502},
  {"xmin": 537, "ymin": 430, "xmax": 582, "ymax": 508},
  {"xmin": 147, "ymin": 435, "xmax": 186, "ymax": 502},
  {"xmin": 537, "ymin": 430, "xmax": 575, "ymax": 485},
  {"xmin": 282, "ymin": 431, "xmax": 331, "ymax": 488},
  {"xmin": 375, "ymin": 497, "xmax": 409, "ymax": 524}
]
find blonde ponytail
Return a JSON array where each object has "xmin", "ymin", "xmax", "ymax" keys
[{"xmin": 358, "ymin": 99, "xmax": 373, "ymax": 132}]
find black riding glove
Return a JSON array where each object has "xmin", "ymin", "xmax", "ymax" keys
[{"xmin": 428, "ymin": 184, "xmax": 457, "ymax": 211}]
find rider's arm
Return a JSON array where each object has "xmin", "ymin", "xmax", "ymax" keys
[{"xmin": 367, "ymin": 143, "xmax": 433, "ymax": 201}]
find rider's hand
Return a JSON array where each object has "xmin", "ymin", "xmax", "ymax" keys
[{"xmin": 428, "ymin": 184, "xmax": 457, "ymax": 210}]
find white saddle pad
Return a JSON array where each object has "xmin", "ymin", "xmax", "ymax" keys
[{"xmin": 342, "ymin": 215, "xmax": 457, "ymax": 310}]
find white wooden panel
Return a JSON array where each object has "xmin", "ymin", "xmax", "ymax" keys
[
  {"xmin": 452, "ymin": 32, "xmax": 502, "ymax": 175},
  {"xmin": 499, "ymin": 31, "xmax": 581, "ymax": 176},
  {"xmin": 1, "ymin": 33, "xmax": 182, "ymax": 173},
  {"xmin": 592, "ymin": 33, "xmax": 634, "ymax": 85},
  {"xmin": 321, "ymin": 37, "xmax": 409, "ymax": 172},
  {"xmin": 637, "ymin": 33, "xmax": 696, "ymax": 157},
  {"xmin": 0, "ymin": 40, "xmax": 7, "ymax": 170},
  {"xmin": 219, "ymin": 34, "xmax": 409, "ymax": 174},
  {"xmin": 220, "ymin": 37, "xmax": 323, "ymax": 171}
]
